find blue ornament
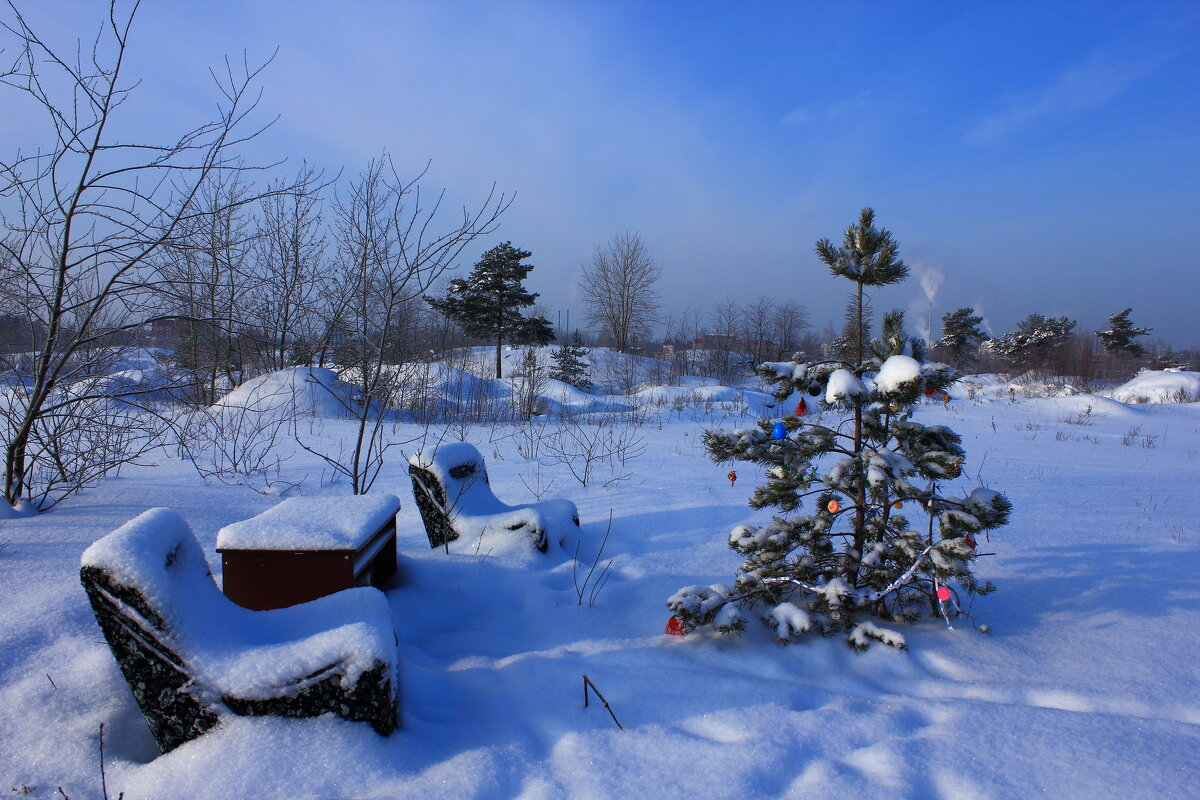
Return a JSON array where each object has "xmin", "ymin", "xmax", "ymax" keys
[{"xmin": 772, "ymin": 422, "xmax": 787, "ymax": 440}]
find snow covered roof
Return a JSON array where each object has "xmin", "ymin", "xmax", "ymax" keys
[{"xmin": 216, "ymin": 494, "xmax": 401, "ymax": 551}]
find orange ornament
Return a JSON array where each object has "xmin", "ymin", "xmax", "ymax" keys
[
  {"xmin": 892, "ymin": 501, "xmax": 903, "ymax": 509},
  {"xmin": 827, "ymin": 499, "xmax": 840, "ymax": 513}
]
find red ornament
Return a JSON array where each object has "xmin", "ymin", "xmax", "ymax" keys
[
  {"xmin": 964, "ymin": 534, "xmax": 977, "ymax": 549},
  {"xmin": 936, "ymin": 586, "xmax": 951, "ymax": 602},
  {"xmin": 727, "ymin": 470, "xmax": 737, "ymax": 487},
  {"xmin": 795, "ymin": 399, "xmax": 808, "ymax": 416},
  {"xmin": 827, "ymin": 499, "xmax": 840, "ymax": 514},
  {"xmin": 924, "ymin": 387, "xmax": 936, "ymax": 398},
  {"xmin": 665, "ymin": 617, "xmax": 687, "ymax": 636}
]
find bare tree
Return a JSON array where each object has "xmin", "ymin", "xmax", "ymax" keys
[
  {"xmin": 706, "ymin": 298, "xmax": 741, "ymax": 380},
  {"xmin": 156, "ymin": 172, "xmax": 259, "ymax": 406},
  {"xmin": 738, "ymin": 296, "xmax": 776, "ymax": 365},
  {"xmin": 249, "ymin": 165, "xmax": 329, "ymax": 372},
  {"xmin": 297, "ymin": 156, "xmax": 509, "ymax": 494},
  {"xmin": 579, "ymin": 232, "xmax": 661, "ymax": 353},
  {"xmin": 771, "ymin": 300, "xmax": 809, "ymax": 360},
  {"xmin": 0, "ymin": 1, "xmax": 286, "ymax": 509}
]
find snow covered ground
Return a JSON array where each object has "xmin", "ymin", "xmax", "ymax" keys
[{"xmin": 1, "ymin": 356, "xmax": 1197, "ymax": 798}]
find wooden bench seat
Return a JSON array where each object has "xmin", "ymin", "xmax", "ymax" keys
[
  {"xmin": 81, "ymin": 508, "xmax": 399, "ymax": 753},
  {"xmin": 408, "ymin": 442, "xmax": 579, "ymax": 553}
]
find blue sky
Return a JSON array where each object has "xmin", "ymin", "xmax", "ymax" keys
[{"xmin": 7, "ymin": 1, "xmax": 1199, "ymax": 345}]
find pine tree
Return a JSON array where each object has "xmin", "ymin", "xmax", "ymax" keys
[
  {"xmin": 669, "ymin": 208, "xmax": 1011, "ymax": 649},
  {"xmin": 548, "ymin": 330, "xmax": 591, "ymax": 391},
  {"xmin": 938, "ymin": 307, "xmax": 989, "ymax": 366},
  {"xmin": 986, "ymin": 314, "xmax": 1076, "ymax": 370},
  {"xmin": 1095, "ymin": 308, "xmax": 1151, "ymax": 357},
  {"xmin": 426, "ymin": 242, "xmax": 554, "ymax": 378}
]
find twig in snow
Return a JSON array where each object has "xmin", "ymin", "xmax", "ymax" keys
[
  {"xmin": 573, "ymin": 510, "xmax": 615, "ymax": 607},
  {"xmin": 582, "ymin": 674, "xmax": 623, "ymax": 730},
  {"xmin": 98, "ymin": 723, "xmax": 123, "ymax": 800}
]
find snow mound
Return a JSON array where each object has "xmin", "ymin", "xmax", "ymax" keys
[
  {"xmin": 874, "ymin": 355, "xmax": 921, "ymax": 395},
  {"xmin": 1109, "ymin": 370, "xmax": 1200, "ymax": 404},
  {"xmin": 214, "ymin": 367, "xmax": 362, "ymax": 418}
]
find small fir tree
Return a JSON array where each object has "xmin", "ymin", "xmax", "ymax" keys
[
  {"xmin": 669, "ymin": 208, "xmax": 1011, "ymax": 649},
  {"xmin": 1095, "ymin": 308, "xmax": 1151, "ymax": 357},
  {"xmin": 548, "ymin": 330, "xmax": 591, "ymax": 391},
  {"xmin": 938, "ymin": 307, "xmax": 989, "ymax": 366},
  {"xmin": 513, "ymin": 347, "xmax": 546, "ymax": 419},
  {"xmin": 427, "ymin": 242, "xmax": 554, "ymax": 378}
]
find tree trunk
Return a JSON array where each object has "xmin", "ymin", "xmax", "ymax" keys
[{"xmin": 851, "ymin": 279, "xmax": 866, "ymax": 585}]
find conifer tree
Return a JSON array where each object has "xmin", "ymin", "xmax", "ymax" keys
[
  {"xmin": 938, "ymin": 307, "xmax": 989, "ymax": 366},
  {"xmin": 669, "ymin": 208, "xmax": 1011, "ymax": 649},
  {"xmin": 986, "ymin": 314, "xmax": 1076, "ymax": 370},
  {"xmin": 1095, "ymin": 308, "xmax": 1151, "ymax": 357},
  {"xmin": 548, "ymin": 331, "xmax": 591, "ymax": 391},
  {"xmin": 427, "ymin": 242, "xmax": 554, "ymax": 378}
]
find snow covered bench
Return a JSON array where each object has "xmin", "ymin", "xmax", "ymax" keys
[
  {"xmin": 80, "ymin": 508, "xmax": 399, "ymax": 754},
  {"xmin": 216, "ymin": 494, "xmax": 400, "ymax": 611},
  {"xmin": 408, "ymin": 442, "xmax": 579, "ymax": 553}
]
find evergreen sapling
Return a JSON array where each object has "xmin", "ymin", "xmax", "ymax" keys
[
  {"xmin": 668, "ymin": 208, "xmax": 1012, "ymax": 649},
  {"xmin": 548, "ymin": 331, "xmax": 591, "ymax": 391}
]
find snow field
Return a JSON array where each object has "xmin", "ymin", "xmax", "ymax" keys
[{"xmin": 0, "ymin": 367, "xmax": 1198, "ymax": 798}]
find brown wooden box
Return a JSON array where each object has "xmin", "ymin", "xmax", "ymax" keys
[
  {"xmin": 219, "ymin": 520, "xmax": 397, "ymax": 610},
  {"xmin": 216, "ymin": 495, "xmax": 401, "ymax": 611}
]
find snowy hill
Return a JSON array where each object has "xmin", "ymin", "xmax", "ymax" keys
[
  {"xmin": 1108, "ymin": 368, "xmax": 1200, "ymax": 404},
  {"xmin": 214, "ymin": 367, "xmax": 364, "ymax": 418}
]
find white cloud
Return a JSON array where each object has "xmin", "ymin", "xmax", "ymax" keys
[
  {"xmin": 782, "ymin": 91, "xmax": 877, "ymax": 128},
  {"xmin": 968, "ymin": 51, "xmax": 1170, "ymax": 145}
]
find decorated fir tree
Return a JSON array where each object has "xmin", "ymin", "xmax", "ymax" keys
[{"xmin": 668, "ymin": 208, "xmax": 1011, "ymax": 649}]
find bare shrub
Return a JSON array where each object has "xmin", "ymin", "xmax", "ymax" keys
[
  {"xmin": 574, "ymin": 511, "xmax": 615, "ymax": 607},
  {"xmin": 178, "ymin": 400, "xmax": 298, "ymax": 494},
  {"xmin": 543, "ymin": 416, "xmax": 646, "ymax": 486}
]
